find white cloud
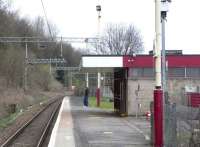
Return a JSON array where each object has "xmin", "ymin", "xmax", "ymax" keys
[{"xmin": 12, "ymin": 0, "xmax": 200, "ymax": 54}]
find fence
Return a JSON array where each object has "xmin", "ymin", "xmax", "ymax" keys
[{"xmin": 151, "ymin": 92, "xmax": 200, "ymax": 147}]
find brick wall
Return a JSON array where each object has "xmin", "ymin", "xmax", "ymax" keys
[{"xmin": 127, "ymin": 78, "xmax": 200, "ymax": 115}]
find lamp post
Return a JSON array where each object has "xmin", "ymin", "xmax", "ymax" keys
[
  {"xmin": 96, "ymin": 4, "xmax": 101, "ymax": 107},
  {"xmin": 96, "ymin": 4, "xmax": 101, "ymax": 38},
  {"xmin": 161, "ymin": 0, "xmax": 171, "ymax": 97},
  {"xmin": 154, "ymin": 0, "xmax": 171, "ymax": 146},
  {"xmin": 154, "ymin": 0, "xmax": 163, "ymax": 146},
  {"xmin": 161, "ymin": 0, "xmax": 171, "ymax": 146}
]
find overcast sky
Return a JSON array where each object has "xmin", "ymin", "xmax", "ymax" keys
[{"xmin": 12, "ymin": 0, "xmax": 200, "ymax": 54}]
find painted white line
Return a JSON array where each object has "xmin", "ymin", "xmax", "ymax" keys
[
  {"xmin": 48, "ymin": 98, "xmax": 65, "ymax": 147},
  {"xmin": 124, "ymin": 120, "xmax": 150, "ymax": 141},
  {"xmin": 103, "ymin": 131, "xmax": 113, "ymax": 134},
  {"xmin": 48, "ymin": 96, "xmax": 75, "ymax": 147},
  {"xmin": 65, "ymin": 135, "xmax": 73, "ymax": 140},
  {"xmin": 145, "ymin": 135, "xmax": 150, "ymax": 140}
]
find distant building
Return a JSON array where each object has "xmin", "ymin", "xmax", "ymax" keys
[{"xmin": 81, "ymin": 53, "xmax": 200, "ymax": 116}]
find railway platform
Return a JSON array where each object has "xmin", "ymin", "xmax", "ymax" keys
[{"xmin": 48, "ymin": 96, "xmax": 151, "ymax": 147}]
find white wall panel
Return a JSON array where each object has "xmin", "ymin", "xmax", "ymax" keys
[{"xmin": 82, "ymin": 56, "xmax": 123, "ymax": 67}]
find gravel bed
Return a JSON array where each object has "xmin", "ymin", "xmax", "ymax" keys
[
  {"xmin": 6, "ymin": 100, "xmax": 61, "ymax": 147},
  {"xmin": 0, "ymin": 94, "xmax": 63, "ymax": 145},
  {"xmin": 0, "ymin": 104, "xmax": 43, "ymax": 145},
  {"xmin": 41, "ymin": 105, "xmax": 60, "ymax": 147}
]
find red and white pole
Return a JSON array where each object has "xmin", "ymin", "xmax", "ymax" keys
[
  {"xmin": 96, "ymin": 3, "xmax": 101, "ymax": 107},
  {"xmin": 154, "ymin": 0, "xmax": 163, "ymax": 146},
  {"xmin": 96, "ymin": 72, "xmax": 101, "ymax": 107}
]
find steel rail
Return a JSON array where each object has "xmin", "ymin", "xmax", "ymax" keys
[
  {"xmin": 36, "ymin": 101, "xmax": 61, "ymax": 147},
  {"xmin": 1, "ymin": 97, "xmax": 63, "ymax": 147}
]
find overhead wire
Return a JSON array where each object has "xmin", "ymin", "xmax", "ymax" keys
[{"xmin": 40, "ymin": 0, "xmax": 54, "ymax": 41}]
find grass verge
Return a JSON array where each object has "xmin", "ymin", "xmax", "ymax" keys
[
  {"xmin": 0, "ymin": 111, "xmax": 21, "ymax": 128},
  {"xmin": 89, "ymin": 96, "xmax": 113, "ymax": 110}
]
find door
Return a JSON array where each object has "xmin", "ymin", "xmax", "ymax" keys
[{"xmin": 114, "ymin": 68, "xmax": 128, "ymax": 116}]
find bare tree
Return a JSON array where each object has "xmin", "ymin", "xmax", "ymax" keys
[
  {"xmin": 95, "ymin": 24, "xmax": 144, "ymax": 55},
  {"xmin": 33, "ymin": 16, "xmax": 45, "ymax": 37}
]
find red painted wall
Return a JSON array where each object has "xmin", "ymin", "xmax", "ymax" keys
[
  {"xmin": 123, "ymin": 55, "xmax": 200, "ymax": 68},
  {"xmin": 187, "ymin": 93, "xmax": 200, "ymax": 107}
]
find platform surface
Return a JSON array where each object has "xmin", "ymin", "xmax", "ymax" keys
[{"xmin": 48, "ymin": 96, "xmax": 151, "ymax": 147}]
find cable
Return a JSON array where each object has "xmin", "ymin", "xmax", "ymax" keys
[{"xmin": 40, "ymin": 0, "xmax": 54, "ymax": 40}]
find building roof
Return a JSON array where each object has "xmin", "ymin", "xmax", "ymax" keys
[{"xmin": 82, "ymin": 55, "xmax": 200, "ymax": 68}]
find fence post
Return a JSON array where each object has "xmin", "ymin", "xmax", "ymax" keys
[
  {"xmin": 165, "ymin": 101, "xmax": 177, "ymax": 147},
  {"xmin": 171, "ymin": 103, "xmax": 177, "ymax": 146}
]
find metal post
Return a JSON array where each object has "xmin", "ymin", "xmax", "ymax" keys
[
  {"xmin": 184, "ymin": 67, "xmax": 187, "ymax": 78},
  {"xmin": 161, "ymin": 11, "xmax": 167, "ymax": 147},
  {"xmin": 150, "ymin": 101, "xmax": 154, "ymax": 145},
  {"xmin": 96, "ymin": 4, "xmax": 101, "ymax": 51},
  {"xmin": 86, "ymin": 72, "xmax": 89, "ymax": 88},
  {"xmin": 85, "ymin": 38, "xmax": 88, "ymax": 51},
  {"xmin": 24, "ymin": 64, "xmax": 28, "ymax": 91},
  {"xmin": 103, "ymin": 73, "xmax": 105, "ymax": 99},
  {"xmin": 97, "ymin": 7, "xmax": 101, "ymax": 38},
  {"xmin": 161, "ymin": 16, "xmax": 166, "ymax": 93},
  {"xmin": 154, "ymin": 0, "xmax": 163, "ymax": 146},
  {"xmin": 96, "ymin": 72, "xmax": 101, "ymax": 107},
  {"xmin": 49, "ymin": 58, "xmax": 52, "ymax": 74},
  {"xmin": 25, "ymin": 42, "xmax": 28, "ymax": 59},
  {"xmin": 61, "ymin": 36, "xmax": 63, "ymax": 57},
  {"xmin": 63, "ymin": 70, "xmax": 66, "ymax": 87},
  {"xmin": 70, "ymin": 72, "xmax": 72, "ymax": 90},
  {"xmin": 24, "ymin": 42, "xmax": 28, "ymax": 91}
]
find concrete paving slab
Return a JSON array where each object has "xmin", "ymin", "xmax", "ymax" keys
[
  {"xmin": 70, "ymin": 96, "xmax": 151, "ymax": 147},
  {"xmin": 48, "ymin": 96, "xmax": 75, "ymax": 147}
]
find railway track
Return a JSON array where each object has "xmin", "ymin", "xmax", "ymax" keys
[{"xmin": 1, "ymin": 97, "xmax": 63, "ymax": 147}]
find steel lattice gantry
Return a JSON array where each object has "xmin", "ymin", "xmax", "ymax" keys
[
  {"xmin": 54, "ymin": 66, "xmax": 80, "ymax": 71},
  {"xmin": 0, "ymin": 37, "xmax": 98, "ymax": 43},
  {"xmin": 26, "ymin": 58, "xmax": 66, "ymax": 64}
]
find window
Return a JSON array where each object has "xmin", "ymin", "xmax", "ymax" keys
[
  {"xmin": 143, "ymin": 68, "xmax": 154, "ymax": 77},
  {"xmin": 168, "ymin": 68, "xmax": 185, "ymax": 77},
  {"xmin": 129, "ymin": 68, "xmax": 154, "ymax": 78},
  {"xmin": 130, "ymin": 67, "xmax": 200, "ymax": 78},
  {"xmin": 186, "ymin": 68, "xmax": 200, "ymax": 77}
]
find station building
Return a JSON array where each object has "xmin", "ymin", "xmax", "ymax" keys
[{"xmin": 81, "ymin": 52, "xmax": 200, "ymax": 116}]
